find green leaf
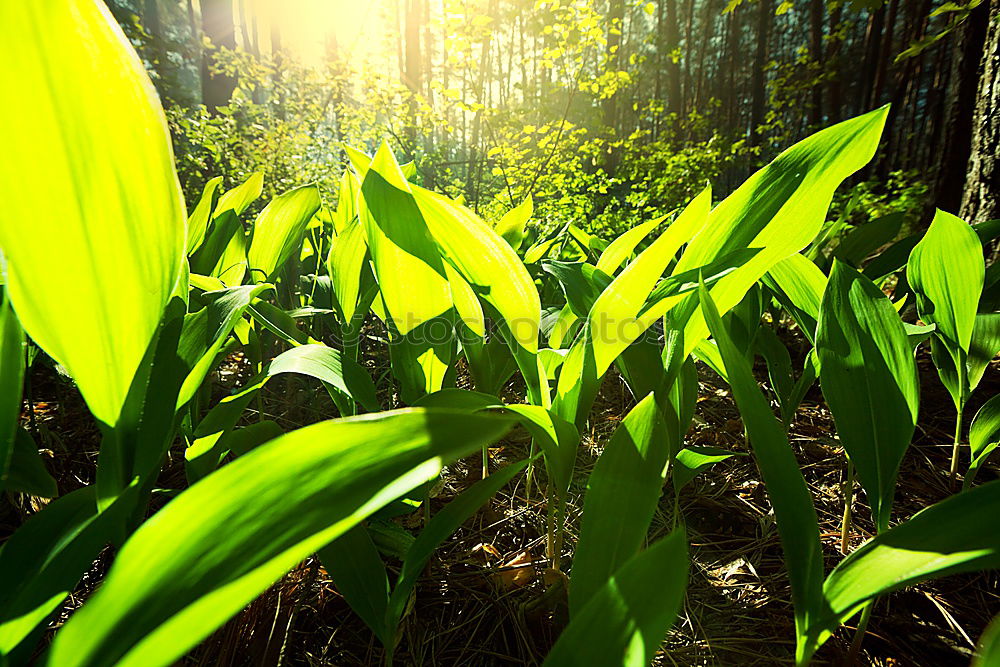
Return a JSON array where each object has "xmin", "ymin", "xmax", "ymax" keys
[
  {"xmin": 544, "ymin": 528, "xmax": 688, "ymax": 667},
  {"xmin": 974, "ymin": 612, "xmax": 1000, "ymax": 667},
  {"xmin": 5, "ymin": 428, "xmax": 57, "ymax": 498},
  {"xmin": 247, "ymin": 185, "xmax": 322, "ymax": 282},
  {"xmin": 754, "ymin": 326, "xmax": 796, "ymax": 424},
  {"xmin": 0, "ymin": 291, "xmax": 24, "ymax": 488},
  {"xmin": 542, "ymin": 261, "xmax": 613, "ymax": 319},
  {"xmin": 176, "ymin": 283, "xmax": 274, "ymax": 410},
  {"xmin": 816, "ymin": 260, "xmax": 919, "ymax": 531},
  {"xmin": 672, "ymin": 446, "xmax": 741, "ymax": 492},
  {"xmin": 594, "ymin": 216, "xmax": 664, "ymax": 275},
  {"xmin": 589, "ymin": 187, "xmax": 712, "ymax": 375},
  {"xmin": 0, "ymin": 0, "xmax": 186, "ymax": 427},
  {"xmin": 214, "ymin": 171, "xmax": 263, "ymax": 219},
  {"xmin": 570, "ymin": 393, "xmax": 669, "ymax": 616},
  {"xmin": 970, "ymin": 313, "xmax": 1000, "ymax": 393},
  {"xmin": 764, "ymin": 253, "xmax": 827, "ymax": 343},
  {"xmin": 50, "ymin": 408, "xmax": 514, "ymax": 667},
  {"xmin": 499, "ymin": 405, "xmax": 579, "ymax": 495},
  {"xmin": 332, "ymin": 169, "xmax": 359, "ymax": 234},
  {"xmin": 0, "ymin": 485, "xmax": 137, "ymax": 657},
  {"xmin": 862, "ymin": 234, "xmax": 919, "ymax": 282},
  {"xmin": 967, "ymin": 394, "xmax": 1000, "ymax": 488},
  {"xmin": 186, "ymin": 343, "xmax": 380, "ymax": 479},
  {"xmin": 357, "ymin": 144, "xmax": 453, "ymax": 335},
  {"xmin": 319, "ymin": 525, "xmax": 391, "ymax": 644},
  {"xmin": 385, "ymin": 460, "xmax": 528, "ymax": 645},
  {"xmin": 494, "ymin": 196, "xmax": 533, "ymax": 251},
  {"xmin": 413, "ymin": 182, "xmax": 546, "ymax": 401},
  {"xmin": 186, "ymin": 176, "xmax": 223, "ymax": 255},
  {"xmin": 328, "ymin": 220, "xmax": 370, "ymax": 324},
  {"xmin": 907, "ymin": 209, "xmax": 984, "ymax": 408},
  {"xmin": 700, "ymin": 283, "xmax": 824, "ymax": 664},
  {"xmin": 801, "ymin": 480, "xmax": 1000, "ymax": 660},
  {"xmin": 672, "ymin": 107, "xmax": 889, "ymax": 358},
  {"xmin": 834, "ymin": 212, "xmax": 904, "ymax": 267},
  {"xmin": 355, "ymin": 145, "xmax": 454, "ymax": 401}
]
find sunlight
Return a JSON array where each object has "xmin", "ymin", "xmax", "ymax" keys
[{"xmin": 260, "ymin": 0, "xmax": 390, "ymax": 67}]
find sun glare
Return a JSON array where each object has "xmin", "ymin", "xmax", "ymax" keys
[{"xmin": 256, "ymin": 0, "xmax": 390, "ymax": 68}]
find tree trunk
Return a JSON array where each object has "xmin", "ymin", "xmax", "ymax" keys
[
  {"xmin": 750, "ymin": 0, "xmax": 773, "ymax": 147},
  {"xmin": 826, "ymin": 3, "xmax": 843, "ymax": 123},
  {"xmin": 936, "ymin": 1, "xmax": 990, "ymax": 215},
  {"xmin": 200, "ymin": 0, "xmax": 237, "ymax": 112},
  {"xmin": 603, "ymin": 0, "xmax": 626, "ymax": 131},
  {"xmin": 664, "ymin": 0, "xmax": 682, "ymax": 117},
  {"xmin": 961, "ymin": 0, "xmax": 1000, "ymax": 226}
]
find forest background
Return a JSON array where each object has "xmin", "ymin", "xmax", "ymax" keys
[{"xmin": 105, "ymin": 0, "xmax": 998, "ymax": 241}]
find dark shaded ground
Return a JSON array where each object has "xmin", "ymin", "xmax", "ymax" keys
[{"xmin": 3, "ymin": 327, "xmax": 998, "ymax": 666}]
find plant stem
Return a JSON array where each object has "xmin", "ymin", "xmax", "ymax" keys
[
  {"xmin": 949, "ymin": 403, "xmax": 964, "ymax": 483},
  {"xmin": 552, "ymin": 490, "xmax": 566, "ymax": 572},
  {"xmin": 524, "ymin": 440, "xmax": 537, "ymax": 501},
  {"xmin": 847, "ymin": 602, "xmax": 874, "ymax": 664},
  {"xmin": 482, "ymin": 444, "xmax": 489, "ymax": 479},
  {"xmin": 545, "ymin": 485, "xmax": 555, "ymax": 566},
  {"xmin": 840, "ymin": 458, "xmax": 854, "ymax": 555}
]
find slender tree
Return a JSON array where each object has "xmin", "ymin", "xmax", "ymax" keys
[
  {"xmin": 200, "ymin": 0, "xmax": 237, "ymax": 111},
  {"xmin": 961, "ymin": 0, "xmax": 1000, "ymax": 226}
]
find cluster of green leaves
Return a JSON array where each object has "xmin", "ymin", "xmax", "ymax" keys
[{"xmin": 0, "ymin": 3, "xmax": 997, "ymax": 667}]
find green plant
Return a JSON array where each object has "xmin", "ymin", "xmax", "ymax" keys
[{"xmin": 3, "ymin": 4, "xmax": 999, "ymax": 666}]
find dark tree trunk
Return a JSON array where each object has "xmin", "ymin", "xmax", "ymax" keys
[
  {"xmin": 200, "ymin": 0, "xmax": 237, "ymax": 112},
  {"xmin": 603, "ymin": 0, "xmax": 626, "ymax": 131},
  {"xmin": 662, "ymin": 0, "xmax": 682, "ymax": 118},
  {"xmin": 826, "ymin": 3, "xmax": 843, "ymax": 123},
  {"xmin": 937, "ymin": 1, "xmax": 990, "ymax": 215},
  {"xmin": 961, "ymin": 0, "xmax": 1000, "ymax": 226},
  {"xmin": 749, "ymin": 0, "xmax": 773, "ymax": 147}
]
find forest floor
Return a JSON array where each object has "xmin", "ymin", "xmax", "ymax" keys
[{"xmin": 3, "ymin": 326, "xmax": 999, "ymax": 666}]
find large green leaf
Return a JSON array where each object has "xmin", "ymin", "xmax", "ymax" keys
[
  {"xmin": 701, "ymin": 284, "xmax": 824, "ymax": 664},
  {"xmin": 0, "ymin": 485, "xmax": 138, "ymax": 657},
  {"xmin": 356, "ymin": 144, "xmax": 452, "ymax": 334},
  {"xmin": 800, "ymin": 480, "xmax": 1000, "ymax": 661},
  {"xmin": 594, "ymin": 216, "xmax": 665, "ymax": 275},
  {"xmin": 589, "ymin": 188, "xmax": 711, "ymax": 374},
  {"xmin": 247, "ymin": 184, "xmax": 321, "ymax": 282},
  {"xmin": 907, "ymin": 209, "xmax": 984, "ymax": 410},
  {"xmin": 570, "ymin": 394, "xmax": 670, "ymax": 616},
  {"xmin": 544, "ymin": 528, "xmax": 688, "ymax": 667},
  {"xmin": 50, "ymin": 409, "xmax": 514, "ymax": 667},
  {"xmin": 214, "ymin": 171, "xmax": 263, "ymax": 219},
  {"xmin": 0, "ymin": 292, "xmax": 24, "ymax": 488},
  {"xmin": 672, "ymin": 107, "xmax": 888, "ymax": 358},
  {"xmin": 833, "ymin": 212, "xmax": 904, "ymax": 267},
  {"xmin": 186, "ymin": 176, "xmax": 223, "ymax": 255},
  {"xmin": 354, "ymin": 145, "xmax": 454, "ymax": 401},
  {"xmin": 816, "ymin": 260, "xmax": 919, "ymax": 531},
  {"xmin": 908, "ymin": 209, "xmax": 984, "ymax": 356},
  {"xmin": 0, "ymin": 0, "xmax": 186, "ymax": 427},
  {"xmin": 763, "ymin": 252, "xmax": 827, "ymax": 343},
  {"xmin": 413, "ymin": 182, "xmax": 546, "ymax": 402},
  {"xmin": 494, "ymin": 196, "xmax": 533, "ymax": 251},
  {"xmin": 967, "ymin": 393, "xmax": 1000, "ymax": 488},
  {"xmin": 970, "ymin": 313, "xmax": 1000, "ymax": 393},
  {"xmin": 186, "ymin": 343, "xmax": 381, "ymax": 477},
  {"xmin": 328, "ymin": 219, "xmax": 370, "ymax": 324}
]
